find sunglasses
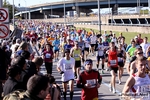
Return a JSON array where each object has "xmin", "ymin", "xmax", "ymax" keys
[{"xmin": 137, "ymin": 52, "xmax": 143, "ymax": 54}]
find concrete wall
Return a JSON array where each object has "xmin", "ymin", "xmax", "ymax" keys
[{"xmin": 74, "ymin": 24, "xmax": 150, "ymax": 34}]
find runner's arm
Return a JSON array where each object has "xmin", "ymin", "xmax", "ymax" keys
[
  {"xmin": 122, "ymin": 76, "xmax": 135, "ymax": 94},
  {"xmin": 97, "ymin": 72, "xmax": 102, "ymax": 85},
  {"xmin": 70, "ymin": 48, "xmax": 74, "ymax": 57},
  {"xmin": 76, "ymin": 74, "xmax": 84, "ymax": 88},
  {"xmin": 57, "ymin": 59, "xmax": 62, "ymax": 72},
  {"xmin": 129, "ymin": 61, "xmax": 136, "ymax": 76}
]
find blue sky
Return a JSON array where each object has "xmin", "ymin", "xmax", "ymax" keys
[{"xmin": 6, "ymin": 0, "xmax": 62, "ymax": 7}]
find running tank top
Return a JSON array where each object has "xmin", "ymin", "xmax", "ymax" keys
[
  {"xmin": 117, "ymin": 50, "xmax": 124, "ymax": 63},
  {"xmin": 73, "ymin": 49, "xmax": 81, "ymax": 61},
  {"xmin": 96, "ymin": 43, "xmax": 104, "ymax": 56},
  {"xmin": 130, "ymin": 74, "xmax": 150, "ymax": 100},
  {"xmin": 108, "ymin": 50, "xmax": 118, "ymax": 67}
]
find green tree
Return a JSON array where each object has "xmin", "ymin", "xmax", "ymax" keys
[{"xmin": 3, "ymin": 0, "xmax": 18, "ymax": 22}]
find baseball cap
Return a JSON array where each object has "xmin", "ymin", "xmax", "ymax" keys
[
  {"xmin": 85, "ymin": 59, "xmax": 93, "ymax": 65},
  {"xmin": 134, "ymin": 36, "xmax": 138, "ymax": 39},
  {"xmin": 136, "ymin": 45, "xmax": 141, "ymax": 49}
]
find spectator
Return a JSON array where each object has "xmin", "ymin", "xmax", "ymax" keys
[
  {"xmin": 3, "ymin": 75, "xmax": 50, "ymax": 100},
  {"xmin": 12, "ymin": 56, "xmax": 29, "ymax": 90},
  {"xmin": 3, "ymin": 65, "xmax": 22, "ymax": 96}
]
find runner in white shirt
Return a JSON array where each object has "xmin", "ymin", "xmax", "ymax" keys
[
  {"xmin": 140, "ymin": 37, "xmax": 150, "ymax": 57},
  {"xmin": 57, "ymin": 49, "xmax": 75, "ymax": 100},
  {"xmin": 95, "ymin": 38, "xmax": 105, "ymax": 74},
  {"xmin": 90, "ymin": 33, "xmax": 97, "ymax": 56},
  {"xmin": 122, "ymin": 57, "xmax": 150, "ymax": 100},
  {"xmin": 83, "ymin": 35, "xmax": 91, "ymax": 60}
]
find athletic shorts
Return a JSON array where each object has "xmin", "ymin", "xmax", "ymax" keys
[
  {"xmin": 54, "ymin": 50, "xmax": 59, "ymax": 53},
  {"xmin": 118, "ymin": 62, "xmax": 124, "ymax": 67},
  {"xmin": 84, "ymin": 47, "xmax": 89, "ymax": 52},
  {"xmin": 62, "ymin": 79, "xmax": 74, "ymax": 83},
  {"xmin": 75, "ymin": 61, "xmax": 81, "ymax": 68},
  {"xmin": 97, "ymin": 55, "xmax": 105, "ymax": 61},
  {"xmin": 90, "ymin": 44, "xmax": 95, "ymax": 47},
  {"xmin": 81, "ymin": 49, "xmax": 84, "ymax": 55},
  {"xmin": 109, "ymin": 67, "xmax": 118, "ymax": 74}
]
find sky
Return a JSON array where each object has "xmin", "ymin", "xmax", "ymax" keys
[{"xmin": 5, "ymin": 0, "xmax": 62, "ymax": 7}]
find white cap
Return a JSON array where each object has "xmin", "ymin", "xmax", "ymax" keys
[
  {"xmin": 134, "ymin": 36, "xmax": 138, "ymax": 39},
  {"xmin": 67, "ymin": 36, "xmax": 70, "ymax": 40}
]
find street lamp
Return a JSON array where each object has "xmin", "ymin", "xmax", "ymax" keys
[
  {"xmin": 148, "ymin": 0, "xmax": 150, "ymax": 15},
  {"xmin": 97, "ymin": 0, "xmax": 101, "ymax": 32},
  {"xmin": 0, "ymin": 0, "xmax": 2, "ymax": 7},
  {"xmin": 108, "ymin": 0, "xmax": 110, "ymax": 17},
  {"xmin": 64, "ymin": 0, "xmax": 66, "ymax": 25},
  {"xmin": 51, "ymin": 5, "xmax": 53, "ymax": 18},
  {"xmin": 24, "ymin": 0, "xmax": 27, "ymax": 19},
  {"xmin": 13, "ymin": 0, "xmax": 15, "ymax": 26}
]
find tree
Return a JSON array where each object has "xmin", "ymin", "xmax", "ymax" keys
[{"xmin": 3, "ymin": 0, "xmax": 18, "ymax": 22}]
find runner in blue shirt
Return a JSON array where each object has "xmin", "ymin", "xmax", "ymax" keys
[{"xmin": 52, "ymin": 36, "xmax": 60, "ymax": 61}]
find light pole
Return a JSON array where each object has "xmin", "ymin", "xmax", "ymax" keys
[
  {"xmin": 137, "ymin": 0, "xmax": 141, "ymax": 15},
  {"xmin": 64, "ymin": 0, "xmax": 66, "ymax": 25},
  {"xmin": 97, "ymin": 0, "xmax": 101, "ymax": 32},
  {"xmin": 13, "ymin": 0, "xmax": 15, "ymax": 26},
  {"xmin": 51, "ymin": 5, "xmax": 52, "ymax": 18},
  {"xmin": 108, "ymin": 0, "xmax": 110, "ymax": 17},
  {"xmin": 23, "ymin": 0, "xmax": 27, "ymax": 19},
  {"xmin": 0, "ymin": 0, "xmax": 2, "ymax": 8},
  {"xmin": 149, "ymin": 0, "xmax": 150, "ymax": 15}
]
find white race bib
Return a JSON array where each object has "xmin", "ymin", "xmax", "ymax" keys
[
  {"xmin": 86, "ymin": 79, "xmax": 96, "ymax": 88},
  {"xmin": 65, "ymin": 65, "xmax": 72, "ymax": 71},
  {"xmin": 98, "ymin": 51, "xmax": 103, "ymax": 56},
  {"xmin": 55, "ymin": 44, "xmax": 59, "ymax": 47},
  {"xmin": 137, "ymin": 85, "xmax": 150, "ymax": 93},
  {"xmin": 74, "ymin": 54, "xmax": 79, "ymax": 58},
  {"xmin": 110, "ymin": 60, "xmax": 117, "ymax": 66},
  {"xmin": 118, "ymin": 57, "xmax": 123, "ymax": 62},
  {"xmin": 45, "ymin": 53, "xmax": 51, "ymax": 58}
]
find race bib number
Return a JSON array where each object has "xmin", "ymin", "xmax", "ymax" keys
[
  {"xmin": 98, "ymin": 51, "xmax": 103, "ymax": 56},
  {"xmin": 65, "ymin": 65, "xmax": 72, "ymax": 71},
  {"xmin": 86, "ymin": 79, "xmax": 96, "ymax": 88},
  {"xmin": 137, "ymin": 85, "xmax": 150, "ymax": 93},
  {"xmin": 110, "ymin": 60, "xmax": 117, "ymax": 66},
  {"xmin": 74, "ymin": 54, "xmax": 79, "ymax": 58},
  {"xmin": 55, "ymin": 44, "xmax": 59, "ymax": 47},
  {"xmin": 45, "ymin": 53, "xmax": 51, "ymax": 58},
  {"xmin": 118, "ymin": 57, "xmax": 123, "ymax": 62}
]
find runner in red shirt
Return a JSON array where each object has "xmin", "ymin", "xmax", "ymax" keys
[
  {"xmin": 76, "ymin": 59, "xmax": 102, "ymax": 100},
  {"xmin": 107, "ymin": 42, "xmax": 118, "ymax": 93},
  {"xmin": 42, "ymin": 44, "xmax": 54, "ymax": 76}
]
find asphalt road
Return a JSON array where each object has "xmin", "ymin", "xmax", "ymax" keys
[{"xmin": 40, "ymin": 53, "xmax": 129, "ymax": 100}]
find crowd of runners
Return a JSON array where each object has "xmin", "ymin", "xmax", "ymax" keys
[{"xmin": 0, "ymin": 20, "xmax": 150, "ymax": 100}]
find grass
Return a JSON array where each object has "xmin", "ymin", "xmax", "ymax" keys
[
  {"xmin": 77, "ymin": 27, "xmax": 150, "ymax": 45},
  {"xmin": 140, "ymin": 10, "xmax": 149, "ymax": 14}
]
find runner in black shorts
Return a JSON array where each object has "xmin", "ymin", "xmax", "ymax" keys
[
  {"xmin": 96, "ymin": 38, "xmax": 105, "ymax": 74},
  {"xmin": 70, "ymin": 41, "xmax": 82, "ymax": 79},
  {"xmin": 117, "ymin": 44, "xmax": 126, "ymax": 85}
]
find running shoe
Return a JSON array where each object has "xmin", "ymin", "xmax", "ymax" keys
[
  {"xmin": 101, "ymin": 70, "xmax": 104, "ymax": 74},
  {"xmin": 118, "ymin": 81, "xmax": 122, "ymax": 85},
  {"xmin": 113, "ymin": 89, "xmax": 116, "ymax": 94}
]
